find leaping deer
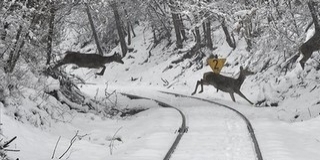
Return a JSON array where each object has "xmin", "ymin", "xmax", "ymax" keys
[
  {"xmin": 294, "ymin": 1, "xmax": 320, "ymax": 69},
  {"xmin": 191, "ymin": 66, "xmax": 254, "ymax": 105},
  {"xmin": 53, "ymin": 51, "xmax": 124, "ymax": 75}
]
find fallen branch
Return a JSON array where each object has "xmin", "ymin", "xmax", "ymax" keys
[
  {"xmin": 104, "ymin": 82, "xmax": 118, "ymax": 107},
  {"xmin": 161, "ymin": 78, "xmax": 169, "ymax": 86},
  {"xmin": 109, "ymin": 127, "xmax": 123, "ymax": 155},
  {"xmin": 3, "ymin": 149, "xmax": 20, "ymax": 152},
  {"xmin": 59, "ymin": 131, "xmax": 79, "ymax": 159},
  {"xmin": 1, "ymin": 136, "xmax": 17, "ymax": 149},
  {"xmin": 51, "ymin": 136, "xmax": 61, "ymax": 159}
]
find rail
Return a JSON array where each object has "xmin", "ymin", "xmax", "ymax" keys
[{"xmin": 159, "ymin": 90, "xmax": 263, "ymax": 160}]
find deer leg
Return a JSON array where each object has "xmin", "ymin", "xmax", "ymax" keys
[
  {"xmin": 299, "ymin": 50, "xmax": 312, "ymax": 69},
  {"xmin": 235, "ymin": 90, "xmax": 253, "ymax": 105},
  {"xmin": 96, "ymin": 66, "xmax": 106, "ymax": 76},
  {"xmin": 199, "ymin": 79, "xmax": 204, "ymax": 93},
  {"xmin": 229, "ymin": 92, "xmax": 236, "ymax": 102},
  {"xmin": 191, "ymin": 80, "xmax": 201, "ymax": 95}
]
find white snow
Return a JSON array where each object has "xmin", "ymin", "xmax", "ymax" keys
[{"xmin": 2, "ymin": 22, "xmax": 320, "ymax": 160}]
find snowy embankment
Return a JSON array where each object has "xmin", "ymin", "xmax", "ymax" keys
[
  {"xmin": 3, "ymin": 97, "xmax": 180, "ymax": 160},
  {"xmin": 3, "ymin": 23, "xmax": 320, "ymax": 160}
]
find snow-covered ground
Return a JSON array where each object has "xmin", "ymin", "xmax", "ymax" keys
[{"xmin": 3, "ymin": 24, "xmax": 320, "ymax": 160}]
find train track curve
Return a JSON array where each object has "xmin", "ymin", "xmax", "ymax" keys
[
  {"xmin": 158, "ymin": 90, "xmax": 263, "ymax": 160},
  {"xmin": 121, "ymin": 91, "xmax": 263, "ymax": 160},
  {"xmin": 120, "ymin": 92, "xmax": 187, "ymax": 160}
]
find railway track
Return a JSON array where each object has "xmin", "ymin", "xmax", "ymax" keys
[
  {"xmin": 159, "ymin": 90, "xmax": 263, "ymax": 160},
  {"xmin": 121, "ymin": 93, "xmax": 187, "ymax": 160},
  {"xmin": 121, "ymin": 91, "xmax": 263, "ymax": 160}
]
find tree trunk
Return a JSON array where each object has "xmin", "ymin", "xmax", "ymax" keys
[
  {"xmin": 202, "ymin": 22, "xmax": 207, "ymax": 45},
  {"xmin": 4, "ymin": 9, "xmax": 40, "ymax": 73},
  {"xmin": 124, "ymin": 9, "xmax": 131, "ymax": 45},
  {"xmin": 194, "ymin": 13, "xmax": 201, "ymax": 46},
  {"xmin": 127, "ymin": 21, "xmax": 131, "ymax": 45},
  {"xmin": 195, "ymin": 26, "xmax": 201, "ymax": 45},
  {"xmin": 221, "ymin": 18, "xmax": 236, "ymax": 49},
  {"xmin": 130, "ymin": 21, "xmax": 136, "ymax": 37},
  {"xmin": 179, "ymin": 14, "xmax": 187, "ymax": 41},
  {"xmin": 46, "ymin": 1, "xmax": 55, "ymax": 65},
  {"xmin": 4, "ymin": 26, "xmax": 24, "ymax": 73},
  {"xmin": 110, "ymin": 1, "xmax": 127, "ymax": 56},
  {"xmin": 206, "ymin": 21, "xmax": 213, "ymax": 49},
  {"xmin": 169, "ymin": 0, "xmax": 182, "ymax": 48},
  {"xmin": 172, "ymin": 13, "xmax": 183, "ymax": 48},
  {"xmin": 85, "ymin": 3, "xmax": 103, "ymax": 55},
  {"xmin": 148, "ymin": 4, "xmax": 170, "ymax": 39}
]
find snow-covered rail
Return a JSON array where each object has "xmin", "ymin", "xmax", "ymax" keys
[
  {"xmin": 159, "ymin": 90, "xmax": 263, "ymax": 160},
  {"xmin": 120, "ymin": 93, "xmax": 187, "ymax": 160}
]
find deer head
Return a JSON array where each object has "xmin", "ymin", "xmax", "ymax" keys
[
  {"xmin": 239, "ymin": 66, "xmax": 254, "ymax": 78},
  {"xmin": 110, "ymin": 52, "xmax": 124, "ymax": 64},
  {"xmin": 236, "ymin": 66, "xmax": 254, "ymax": 88}
]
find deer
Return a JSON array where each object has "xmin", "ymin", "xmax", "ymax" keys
[
  {"xmin": 191, "ymin": 66, "xmax": 254, "ymax": 105},
  {"xmin": 298, "ymin": 32, "xmax": 320, "ymax": 69},
  {"xmin": 292, "ymin": 1, "xmax": 320, "ymax": 70},
  {"xmin": 53, "ymin": 51, "xmax": 124, "ymax": 75}
]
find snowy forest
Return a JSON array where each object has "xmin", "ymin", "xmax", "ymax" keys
[{"xmin": 1, "ymin": 0, "xmax": 320, "ymax": 159}]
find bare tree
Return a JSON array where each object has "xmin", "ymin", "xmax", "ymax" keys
[
  {"xmin": 169, "ymin": 0, "xmax": 183, "ymax": 48},
  {"xmin": 4, "ymin": 25, "xmax": 24, "ymax": 73},
  {"xmin": 85, "ymin": 3, "xmax": 103, "ymax": 55},
  {"xmin": 110, "ymin": 1, "xmax": 127, "ymax": 57},
  {"xmin": 46, "ymin": 1, "xmax": 56, "ymax": 65},
  {"xmin": 221, "ymin": 17, "xmax": 236, "ymax": 50},
  {"xmin": 4, "ymin": 1, "xmax": 47, "ymax": 73},
  {"xmin": 194, "ymin": 12, "xmax": 201, "ymax": 46},
  {"xmin": 124, "ymin": 8, "xmax": 132, "ymax": 45},
  {"xmin": 205, "ymin": 20, "xmax": 213, "ymax": 49},
  {"xmin": 178, "ymin": 14, "xmax": 187, "ymax": 41},
  {"xmin": 147, "ymin": 2, "xmax": 171, "ymax": 42}
]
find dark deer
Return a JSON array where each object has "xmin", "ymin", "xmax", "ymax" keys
[
  {"xmin": 299, "ymin": 31, "xmax": 320, "ymax": 69},
  {"xmin": 294, "ymin": 1, "xmax": 320, "ymax": 69},
  {"xmin": 53, "ymin": 51, "xmax": 124, "ymax": 75},
  {"xmin": 191, "ymin": 66, "xmax": 254, "ymax": 105}
]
